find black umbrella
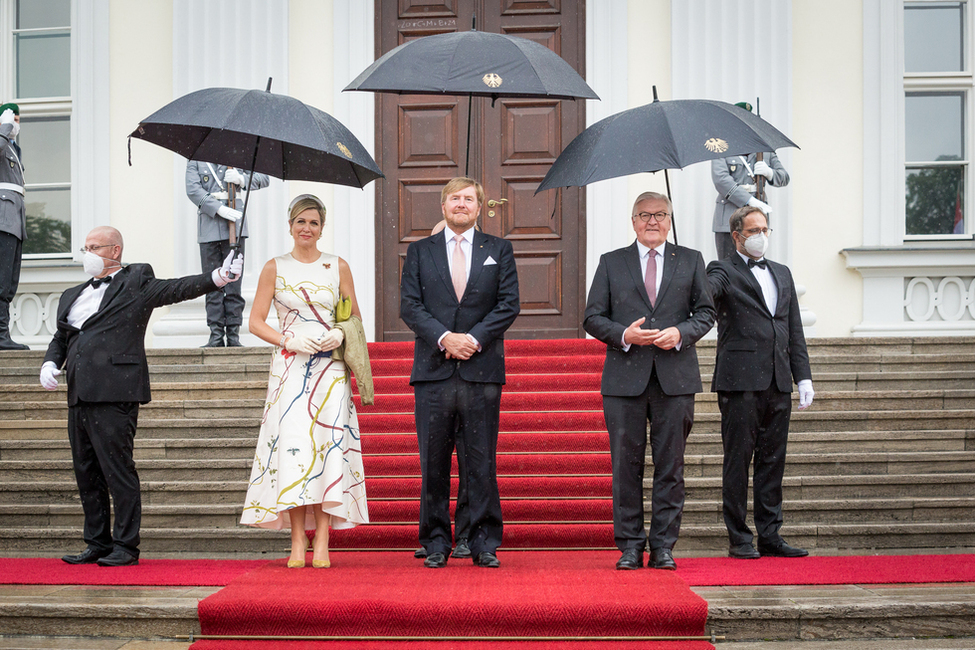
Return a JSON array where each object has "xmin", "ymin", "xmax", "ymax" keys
[
  {"xmin": 344, "ymin": 27, "xmax": 597, "ymax": 174},
  {"xmin": 129, "ymin": 79, "xmax": 383, "ymax": 251}
]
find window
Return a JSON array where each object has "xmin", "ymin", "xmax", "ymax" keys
[
  {"xmin": 2, "ymin": 0, "xmax": 71, "ymax": 256},
  {"xmin": 904, "ymin": 0, "xmax": 971, "ymax": 237}
]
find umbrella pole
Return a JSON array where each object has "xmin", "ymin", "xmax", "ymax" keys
[
  {"xmin": 664, "ymin": 168, "xmax": 678, "ymax": 245},
  {"xmin": 464, "ymin": 93, "xmax": 473, "ymax": 176},
  {"xmin": 231, "ymin": 136, "xmax": 262, "ymax": 279}
]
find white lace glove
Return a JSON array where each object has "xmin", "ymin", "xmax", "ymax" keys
[
  {"xmin": 212, "ymin": 252, "xmax": 243, "ymax": 287},
  {"xmin": 798, "ymin": 379, "xmax": 814, "ymax": 410},
  {"xmin": 746, "ymin": 196, "xmax": 772, "ymax": 215},
  {"xmin": 211, "ymin": 191, "xmax": 229, "ymax": 202},
  {"xmin": 739, "ymin": 183, "xmax": 756, "ymax": 194},
  {"xmin": 319, "ymin": 328, "xmax": 344, "ymax": 352},
  {"xmin": 223, "ymin": 168, "xmax": 245, "ymax": 187},
  {"xmin": 40, "ymin": 361, "xmax": 61, "ymax": 391},
  {"xmin": 283, "ymin": 333, "xmax": 320, "ymax": 355},
  {"xmin": 216, "ymin": 205, "xmax": 242, "ymax": 223},
  {"xmin": 753, "ymin": 160, "xmax": 775, "ymax": 181}
]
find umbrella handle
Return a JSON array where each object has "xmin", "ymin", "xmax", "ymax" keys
[{"xmin": 755, "ymin": 152, "xmax": 767, "ymax": 202}]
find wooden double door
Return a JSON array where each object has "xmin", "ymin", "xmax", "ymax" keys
[{"xmin": 375, "ymin": 0, "xmax": 588, "ymax": 341}]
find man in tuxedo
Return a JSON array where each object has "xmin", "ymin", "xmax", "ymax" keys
[
  {"xmin": 706, "ymin": 205, "xmax": 814, "ymax": 560},
  {"xmin": 39, "ymin": 226, "xmax": 242, "ymax": 566},
  {"xmin": 400, "ymin": 177, "xmax": 520, "ymax": 569},
  {"xmin": 584, "ymin": 192, "xmax": 714, "ymax": 571}
]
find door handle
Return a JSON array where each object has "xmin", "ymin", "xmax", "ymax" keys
[{"xmin": 486, "ymin": 198, "xmax": 507, "ymax": 217}]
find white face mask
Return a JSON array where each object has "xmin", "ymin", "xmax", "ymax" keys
[
  {"xmin": 743, "ymin": 232, "xmax": 769, "ymax": 258},
  {"xmin": 83, "ymin": 250, "xmax": 117, "ymax": 277}
]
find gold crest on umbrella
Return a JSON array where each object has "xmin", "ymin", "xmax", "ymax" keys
[
  {"xmin": 482, "ymin": 73, "xmax": 502, "ymax": 88},
  {"xmin": 705, "ymin": 138, "xmax": 729, "ymax": 153}
]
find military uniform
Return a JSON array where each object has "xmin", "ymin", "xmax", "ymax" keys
[
  {"xmin": 711, "ymin": 152, "xmax": 789, "ymax": 259},
  {"xmin": 185, "ymin": 161, "xmax": 269, "ymax": 346},
  {"xmin": 0, "ymin": 119, "xmax": 28, "ymax": 350}
]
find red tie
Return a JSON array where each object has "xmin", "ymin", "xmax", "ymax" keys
[
  {"xmin": 452, "ymin": 234, "xmax": 466, "ymax": 301},
  {"xmin": 645, "ymin": 249, "xmax": 657, "ymax": 307}
]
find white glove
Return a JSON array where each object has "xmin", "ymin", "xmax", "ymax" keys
[
  {"xmin": 8, "ymin": 120, "xmax": 18, "ymax": 138},
  {"xmin": 0, "ymin": 109, "xmax": 14, "ymax": 125},
  {"xmin": 753, "ymin": 160, "xmax": 775, "ymax": 181},
  {"xmin": 798, "ymin": 379, "xmax": 814, "ymax": 410},
  {"xmin": 212, "ymin": 252, "xmax": 243, "ymax": 287},
  {"xmin": 223, "ymin": 168, "xmax": 245, "ymax": 187},
  {"xmin": 216, "ymin": 205, "xmax": 242, "ymax": 223},
  {"xmin": 40, "ymin": 361, "xmax": 61, "ymax": 391},
  {"xmin": 739, "ymin": 183, "xmax": 756, "ymax": 194},
  {"xmin": 746, "ymin": 197, "xmax": 772, "ymax": 215},
  {"xmin": 283, "ymin": 333, "xmax": 320, "ymax": 355},
  {"xmin": 211, "ymin": 191, "xmax": 229, "ymax": 201},
  {"xmin": 319, "ymin": 328, "xmax": 344, "ymax": 352}
]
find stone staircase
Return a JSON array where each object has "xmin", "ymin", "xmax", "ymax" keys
[{"xmin": 0, "ymin": 337, "xmax": 973, "ymax": 557}]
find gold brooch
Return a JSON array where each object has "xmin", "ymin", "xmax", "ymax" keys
[
  {"xmin": 337, "ymin": 142, "xmax": 352, "ymax": 158},
  {"xmin": 705, "ymin": 138, "xmax": 729, "ymax": 153},
  {"xmin": 323, "ymin": 263, "xmax": 331, "ymax": 269}
]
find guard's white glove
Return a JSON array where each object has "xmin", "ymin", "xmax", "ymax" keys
[
  {"xmin": 223, "ymin": 168, "xmax": 245, "ymax": 187},
  {"xmin": 753, "ymin": 160, "xmax": 775, "ymax": 181},
  {"xmin": 40, "ymin": 361, "xmax": 61, "ymax": 391},
  {"xmin": 319, "ymin": 328, "xmax": 344, "ymax": 352},
  {"xmin": 216, "ymin": 205, "xmax": 242, "ymax": 223},
  {"xmin": 211, "ymin": 191, "xmax": 229, "ymax": 202},
  {"xmin": 212, "ymin": 252, "xmax": 243, "ymax": 287},
  {"xmin": 0, "ymin": 109, "xmax": 15, "ymax": 125},
  {"xmin": 798, "ymin": 379, "xmax": 814, "ymax": 410},
  {"xmin": 739, "ymin": 183, "xmax": 756, "ymax": 194},
  {"xmin": 746, "ymin": 196, "xmax": 772, "ymax": 215},
  {"xmin": 283, "ymin": 333, "xmax": 320, "ymax": 355}
]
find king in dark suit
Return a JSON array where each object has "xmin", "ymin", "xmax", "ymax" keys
[
  {"xmin": 400, "ymin": 177, "xmax": 520, "ymax": 569},
  {"xmin": 40, "ymin": 226, "xmax": 242, "ymax": 566},
  {"xmin": 706, "ymin": 205, "xmax": 814, "ymax": 560},
  {"xmin": 584, "ymin": 192, "xmax": 715, "ymax": 571}
]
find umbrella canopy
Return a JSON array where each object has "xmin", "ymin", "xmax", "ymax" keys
[
  {"xmin": 344, "ymin": 30, "xmax": 598, "ymax": 101},
  {"xmin": 129, "ymin": 86, "xmax": 383, "ymax": 188},
  {"xmin": 536, "ymin": 98, "xmax": 797, "ymax": 193}
]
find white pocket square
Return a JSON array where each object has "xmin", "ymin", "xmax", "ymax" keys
[{"xmin": 484, "ymin": 256, "xmax": 497, "ymax": 266}]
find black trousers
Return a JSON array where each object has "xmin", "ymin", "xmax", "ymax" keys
[
  {"xmin": 0, "ymin": 231, "xmax": 22, "ymax": 304},
  {"xmin": 603, "ymin": 371, "xmax": 695, "ymax": 552},
  {"xmin": 718, "ymin": 385, "xmax": 792, "ymax": 547},
  {"xmin": 67, "ymin": 401, "xmax": 142, "ymax": 557},
  {"xmin": 414, "ymin": 374, "xmax": 502, "ymax": 556},
  {"xmin": 200, "ymin": 239, "xmax": 245, "ymax": 328}
]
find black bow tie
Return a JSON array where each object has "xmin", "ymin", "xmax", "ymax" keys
[
  {"xmin": 747, "ymin": 258, "xmax": 767, "ymax": 269},
  {"xmin": 91, "ymin": 275, "xmax": 113, "ymax": 288}
]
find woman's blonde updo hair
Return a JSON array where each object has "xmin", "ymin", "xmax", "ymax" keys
[{"xmin": 288, "ymin": 194, "xmax": 326, "ymax": 227}]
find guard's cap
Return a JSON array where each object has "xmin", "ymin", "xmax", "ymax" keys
[
  {"xmin": 735, "ymin": 101, "xmax": 753, "ymax": 113},
  {"xmin": 0, "ymin": 103, "xmax": 19, "ymax": 115}
]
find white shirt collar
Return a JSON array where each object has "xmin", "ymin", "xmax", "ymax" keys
[
  {"xmin": 445, "ymin": 225, "xmax": 475, "ymax": 245},
  {"xmin": 636, "ymin": 240, "xmax": 666, "ymax": 259}
]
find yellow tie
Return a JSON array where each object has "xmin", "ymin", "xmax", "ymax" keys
[{"xmin": 452, "ymin": 234, "xmax": 466, "ymax": 301}]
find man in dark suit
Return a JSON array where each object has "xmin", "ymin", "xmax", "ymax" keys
[
  {"xmin": 400, "ymin": 177, "xmax": 520, "ymax": 569},
  {"xmin": 706, "ymin": 205, "xmax": 814, "ymax": 560},
  {"xmin": 584, "ymin": 192, "xmax": 715, "ymax": 571},
  {"xmin": 39, "ymin": 226, "xmax": 242, "ymax": 566}
]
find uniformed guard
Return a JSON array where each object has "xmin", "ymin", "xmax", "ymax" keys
[
  {"xmin": 0, "ymin": 102, "xmax": 29, "ymax": 350},
  {"xmin": 185, "ymin": 161, "xmax": 269, "ymax": 347}
]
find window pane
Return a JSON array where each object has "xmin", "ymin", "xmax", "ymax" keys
[
  {"xmin": 905, "ymin": 92, "xmax": 964, "ymax": 162},
  {"xmin": 18, "ymin": 116, "xmax": 70, "ymax": 183},
  {"xmin": 905, "ymin": 2, "xmax": 966, "ymax": 73},
  {"xmin": 16, "ymin": 31, "xmax": 70, "ymax": 98},
  {"xmin": 17, "ymin": 0, "xmax": 70, "ymax": 29},
  {"xmin": 23, "ymin": 188, "xmax": 71, "ymax": 255},
  {"xmin": 906, "ymin": 166, "xmax": 965, "ymax": 234}
]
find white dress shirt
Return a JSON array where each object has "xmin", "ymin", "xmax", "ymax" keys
[
  {"xmin": 439, "ymin": 225, "xmax": 479, "ymax": 350},
  {"xmin": 622, "ymin": 240, "xmax": 669, "ymax": 351},
  {"xmin": 737, "ymin": 251, "xmax": 778, "ymax": 314},
  {"xmin": 67, "ymin": 269, "xmax": 122, "ymax": 329}
]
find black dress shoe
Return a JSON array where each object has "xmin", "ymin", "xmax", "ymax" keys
[
  {"xmin": 758, "ymin": 539, "xmax": 808, "ymax": 558},
  {"xmin": 473, "ymin": 551, "xmax": 500, "ymax": 568},
  {"xmin": 413, "ymin": 547, "xmax": 428, "ymax": 559},
  {"xmin": 62, "ymin": 547, "xmax": 110, "ymax": 565},
  {"xmin": 96, "ymin": 549, "xmax": 139, "ymax": 566},
  {"xmin": 728, "ymin": 543, "xmax": 761, "ymax": 559},
  {"xmin": 451, "ymin": 540, "xmax": 471, "ymax": 558},
  {"xmin": 423, "ymin": 552, "xmax": 447, "ymax": 568},
  {"xmin": 650, "ymin": 548, "xmax": 676, "ymax": 570},
  {"xmin": 615, "ymin": 548, "xmax": 643, "ymax": 570}
]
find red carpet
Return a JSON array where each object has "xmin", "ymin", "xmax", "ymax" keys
[
  {"xmin": 192, "ymin": 552, "xmax": 713, "ymax": 649},
  {"xmin": 0, "ymin": 557, "xmax": 264, "ymax": 586}
]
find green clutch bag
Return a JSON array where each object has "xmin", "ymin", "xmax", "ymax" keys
[{"xmin": 335, "ymin": 296, "xmax": 352, "ymax": 323}]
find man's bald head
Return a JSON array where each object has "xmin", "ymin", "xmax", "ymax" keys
[
  {"xmin": 88, "ymin": 226, "xmax": 123, "ymax": 249},
  {"xmin": 83, "ymin": 227, "xmax": 123, "ymax": 277}
]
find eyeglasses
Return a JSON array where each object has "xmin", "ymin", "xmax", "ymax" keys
[
  {"xmin": 79, "ymin": 244, "xmax": 115, "ymax": 253},
  {"xmin": 633, "ymin": 211, "xmax": 671, "ymax": 223},
  {"xmin": 740, "ymin": 227, "xmax": 773, "ymax": 236}
]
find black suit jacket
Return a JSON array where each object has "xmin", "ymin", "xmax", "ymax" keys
[
  {"xmin": 44, "ymin": 264, "xmax": 217, "ymax": 406},
  {"xmin": 584, "ymin": 242, "xmax": 715, "ymax": 397},
  {"xmin": 400, "ymin": 229, "xmax": 520, "ymax": 385},
  {"xmin": 706, "ymin": 254, "xmax": 811, "ymax": 393}
]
